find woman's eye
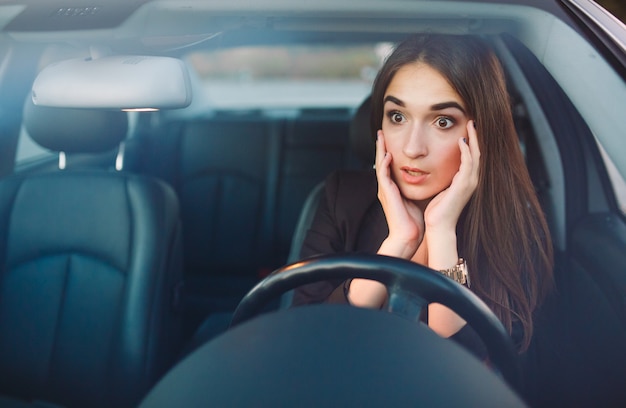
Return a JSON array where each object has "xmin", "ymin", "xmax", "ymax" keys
[
  {"xmin": 435, "ymin": 117, "xmax": 454, "ymax": 129},
  {"xmin": 388, "ymin": 111, "xmax": 405, "ymax": 124}
]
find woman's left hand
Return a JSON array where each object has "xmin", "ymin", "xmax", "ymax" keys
[
  {"xmin": 424, "ymin": 120, "xmax": 481, "ymax": 231},
  {"xmin": 424, "ymin": 120, "xmax": 480, "ymax": 337}
]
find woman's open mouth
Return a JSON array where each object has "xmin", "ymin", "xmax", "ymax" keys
[{"xmin": 401, "ymin": 167, "xmax": 429, "ymax": 184}]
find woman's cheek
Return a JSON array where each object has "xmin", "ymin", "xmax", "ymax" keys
[
  {"xmin": 382, "ymin": 135, "xmax": 402, "ymax": 178},
  {"xmin": 442, "ymin": 144, "xmax": 462, "ymax": 180},
  {"xmin": 381, "ymin": 121, "xmax": 394, "ymax": 136}
]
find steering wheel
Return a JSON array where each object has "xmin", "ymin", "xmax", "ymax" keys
[{"xmin": 231, "ymin": 253, "xmax": 521, "ymax": 392}]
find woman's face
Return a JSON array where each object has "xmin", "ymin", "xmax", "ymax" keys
[{"xmin": 382, "ymin": 62, "xmax": 469, "ymax": 203}]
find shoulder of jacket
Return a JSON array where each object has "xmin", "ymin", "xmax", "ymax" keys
[
  {"xmin": 324, "ymin": 169, "xmax": 377, "ymax": 213},
  {"xmin": 326, "ymin": 169, "xmax": 376, "ymax": 193}
]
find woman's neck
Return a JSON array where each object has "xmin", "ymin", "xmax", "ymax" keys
[{"xmin": 415, "ymin": 198, "xmax": 432, "ymax": 212}]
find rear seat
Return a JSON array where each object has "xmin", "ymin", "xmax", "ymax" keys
[
  {"xmin": 132, "ymin": 114, "xmax": 277, "ymax": 334},
  {"xmin": 130, "ymin": 106, "xmax": 362, "ymax": 338}
]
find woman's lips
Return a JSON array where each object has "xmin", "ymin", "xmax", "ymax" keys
[{"xmin": 400, "ymin": 167, "xmax": 428, "ymax": 184}]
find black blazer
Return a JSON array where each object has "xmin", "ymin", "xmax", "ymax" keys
[{"xmin": 292, "ymin": 169, "xmax": 386, "ymax": 305}]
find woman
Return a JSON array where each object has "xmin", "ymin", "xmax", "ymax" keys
[{"xmin": 292, "ymin": 34, "xmax": 554, "ymax": 355}]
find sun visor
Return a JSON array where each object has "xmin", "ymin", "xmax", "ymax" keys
[{"xmin": 31, "ymin": 55, "xmax": 192, "ymax": 110}]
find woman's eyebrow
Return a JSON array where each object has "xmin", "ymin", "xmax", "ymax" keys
[
  {"xmin": 431, "ymin": 101, "xmax": 466, "ymax": 114},
  {"xmin": 384, "ymin": 96, "xmax": 466, "ymax": 114},
  {"xmin": 383, "ymin": 95, "xmax": 404, "ymax": 107}
]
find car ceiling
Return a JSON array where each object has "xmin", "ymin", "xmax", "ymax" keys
[
  {"xmin": 0, "ymin": 1, "xmax": 576, "ymax": 45},
  {"xmin": 0, "ymin": 1, "xmax": 582, "ymax": 77}
]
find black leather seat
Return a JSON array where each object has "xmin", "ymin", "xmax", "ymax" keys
[{"xmin": 0, "ymin": 100, "xmax": 184, "ymax": 408}]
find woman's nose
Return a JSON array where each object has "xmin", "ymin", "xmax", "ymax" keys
[{"xmin": 402, "ymin": 125, "xmax": 427, "ymax": 158}]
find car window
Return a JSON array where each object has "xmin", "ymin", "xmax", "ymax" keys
[{"xmin": 184, "ymin": 43, "xmax": 392, "ymax": 110}]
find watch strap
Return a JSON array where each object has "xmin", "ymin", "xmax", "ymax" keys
[{"xmin": 438, "ymin": 258, "xmax": 470, "ymax": 287}]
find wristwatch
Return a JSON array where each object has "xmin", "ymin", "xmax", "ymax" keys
[{"xmin": 439, "ymin": 258, "xmax": 470, "ymax": 287}]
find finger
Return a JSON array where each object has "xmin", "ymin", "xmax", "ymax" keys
[
  {"xmin": 450, "ymin": 122, "xmax": 476, "ymax": 190},
  {"xmin": 377, "ymin": 152, "xmax": 394, "ymax": 190},
  {"xmin": 375, "ymin": 131, "xmax": 393, "ymax": 181},
  {"xmin": 375, "ymin": 130, "xmax": 386, "ymax": 169},
  {"xmin": 375, "ymin": 134, "xmax": 400, "ymax": 207},
  {"xmin": 464, "ymin": 120, "xmax": 480, "ymax": 185},
  {"xmin": 466, "ymin": 120, "xmax": 481, "ymax": 161},
  {"xmin": 457, "ymin": 130, "xmax": 472, "ymax": 175}
]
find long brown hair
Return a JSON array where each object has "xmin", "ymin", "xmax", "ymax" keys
[{"xmin": 371, "ymin": 34, "xmax": 554, "ymax": 351}]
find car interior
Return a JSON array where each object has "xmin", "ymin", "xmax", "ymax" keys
[{"xmin": 0, "ymin": 0, "xmax": 625, "ymax": 407}]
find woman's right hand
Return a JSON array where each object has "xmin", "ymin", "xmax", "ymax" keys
[
  {"xmin": 347, "ymin": 130, "xmax": 425, "ymax": 309},
  {"xmin": 375, "ymin": 130, "xmax": 425, "ymax": 260}
]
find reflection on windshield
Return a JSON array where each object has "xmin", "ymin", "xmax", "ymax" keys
[{"xmin": 186, "ymin": 44, "xmax": 392, "ymax": 109}]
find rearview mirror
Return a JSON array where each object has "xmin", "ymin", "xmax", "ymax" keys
[{"xmin": 32, "ymin": 55, "xmax": 192, "ymax": 110}]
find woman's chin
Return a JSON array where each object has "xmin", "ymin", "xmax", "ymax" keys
[{"xmin": 397, "ymin": 186, "xmax": 435, "ymax": 204}]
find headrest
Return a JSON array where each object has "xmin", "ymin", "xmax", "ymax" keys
[
  {"xmin": 23, "ymin": 97, "xmax": 128, "ymax": 154},
  {"xmin": 349, "ymin": 96, "xmax": 375, "ymax": 166}
]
